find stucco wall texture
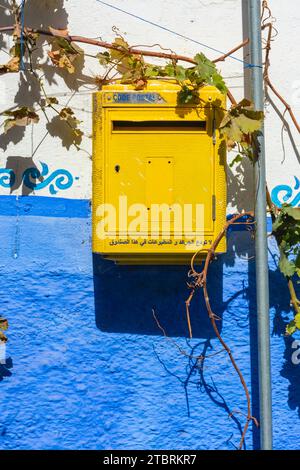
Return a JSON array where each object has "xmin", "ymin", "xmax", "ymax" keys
[{"xmin": 0, "ymin": 0, "xmax": 300, "ymax": 452}]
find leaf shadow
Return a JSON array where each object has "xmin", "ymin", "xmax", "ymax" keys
[
  {"xmin": 153, "ymin": 339, "xmax": 248, "ymax": 450},
  {"xmin": 6, "ymin": 155, "xmax": 41, "ymax": 195},
  {"xmin": 0, "ymin": 0, "xmax": 92, "ymax": 153},
  {"xmin": 46, "ymin": 114, "xmax": 82, "ymax": 149},
  {"xmin": 0, "ymin": 357, "xmax": 13, "ymax": 382}
]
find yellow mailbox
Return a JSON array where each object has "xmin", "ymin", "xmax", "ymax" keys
[{"xmin": 92, "ymin": 80, "xmax": 226, "ymax": 264}]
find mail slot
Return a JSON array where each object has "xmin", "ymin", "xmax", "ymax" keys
[{"xmin": 92, "ymin": 80, "xmax": 227, "ymax": 264}]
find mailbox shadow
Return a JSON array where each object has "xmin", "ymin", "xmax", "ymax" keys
[
  {"xmin": 93, "ymin": 229, "xmax": 261, "ymax": 448},
  {"xmin": 93, "ymin": 230, "xmax": 255, "ymax": 339},
  {"xmin": 93, "ymin": 254, "xmax": 224, "ymax": 339}
]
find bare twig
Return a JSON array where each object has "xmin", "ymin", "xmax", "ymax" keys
[
  {"xmin": 152, "ymin": 309, "xmax": 225, "ymax": 361},
  {"xmin": 186, "ymin": 213, "xmax": 258, "ymax": 450},
  {"xmin": 262, "ymin": 9, "xmax": 300, "ymax": 134},
  {"xmin": 213, "ymin": 38, "xmax": 249, "ymax": 63}
]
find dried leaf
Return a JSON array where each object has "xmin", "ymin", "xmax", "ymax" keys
[
  {"xmin": 59, "ymin": 107, "xmax": 78, "ymax": 122},
  {"xmin": 48, "ymin": 37, "xmax": 83, "ymax": 74},
  {"xmin": 2, "ymin": 107, "xmax": 39, "ymax": 133},
  {"xmin": 46, "ymin": 110, "xmax": 83, "ymax": 149},
  {"xmin": 220, "ymin": 100, "xmax": 264, "ymax": 144},
  {"xmin": 49, "ymin": 26, "xmax": 69, "ymax": 38},
  {"xmin": 0, "ymin": 56, "xmax": 20, "ymax": 74},
  {"xmin": 0, "ymin": 331, "xmax": 7, "ymax": 343},
  {"xmin": 41, "ymin": 96, "xmax": 59, "ymax": 107},
  {"xmin": 0, "ymin": 41, "xmax": 21, "ymax": 75},
  {"xmin": 226, "ymin": 139, "xmax": 236, "ymax": 151},
  {"xmin": 57, "ymin": 107, "xmax": 83, "ymax": 147},
  {"xmin": 110, "ymin": 37, "xmax": 130, "ymax": 61},
  {"xmin": 134, "ymin": 78, "xmax": 147, "ymax": 90},
  {"xmin": 0, "ymin": 317, "xmax": 8, "ymax": 331},
  {"xmin": 110, "ymin": 37, "xmax": 134, "ymax": 74}
]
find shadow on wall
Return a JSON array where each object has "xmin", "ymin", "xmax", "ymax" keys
[
  {"xmin": 93, "ymin": 230, "xmax": 300, "ymax": 448},
  {"xmin": 93, "ymin": 230, "xmax": 261, "ymax": 449},
  {"xmin": 266, "ymin": 89, "xmax": 300, "ymax": 166},
  {"xmin": 93, "ymin": 230, "xmax": 256, "ymax": 338},
  {"xmin": 281, "ymin": 336, "xmax": 300, "ymax": 419},
  {"xmin": 270, "ymin": 265, "xmax": 300, "ymax": 421},
  {"xmin": 5, "ymin": 156, "xmax": 41, "ymax": 196},
  {"xmin": 247, "ymin": 245, "xmax": 300, "ymax": 447},
  {"xmin": 93, "ymin": 253, "xmax": 223, "ymax": 339},
  {"xmin": 0, "ymin": 0, "xmax": 94, "ymax": 154},
  {"xmin": 0, "ymin": 357, "xmax": 13, "ymax": 382},
  {"xmin": 154, "ymin": 337, "xmax": 253, "ymax": 450},
  {"xmin": 227, "ymin": 158, "xmax": 255, "ymax": 213}
]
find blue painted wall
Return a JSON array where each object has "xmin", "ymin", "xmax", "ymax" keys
[{"xmin": 0, "ymin": 196, "xmax": 299, "ymax": 450}]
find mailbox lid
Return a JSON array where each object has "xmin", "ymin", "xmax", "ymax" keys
[{"xmin": 100, "ymin": 80, "xmax": 225, "ymax": 108}]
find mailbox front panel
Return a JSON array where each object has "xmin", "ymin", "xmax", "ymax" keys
[{"xmin": 92, "ymin": 82, "xmax": 226, "ymax": 264}]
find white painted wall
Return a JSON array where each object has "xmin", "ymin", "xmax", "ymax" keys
[{"xmin": 0, "ymin": 0, "xmax": 299, "ymax": 208}]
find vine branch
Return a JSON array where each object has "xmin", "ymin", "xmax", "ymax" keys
[
  {"xmin": 262, "ymin": 1, "xmax": 300, "ymax": 329},
  {"xmin": 184, "ymin": 213, "xmax": 258, "ymax": 450},
  {"xmin": 262, "ymin": 8, "xmax": 300, "ymax": 134},
  {"xmin": 0, "ymin": 25, "xmax": 249, "ymax": 68}
]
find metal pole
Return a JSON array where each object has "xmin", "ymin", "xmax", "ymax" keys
[{"xmin": 248, "ymin": 0, "xmax": 273, "ymax": 450}]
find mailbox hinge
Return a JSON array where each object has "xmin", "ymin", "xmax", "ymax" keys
[
  {"xmin": 212, "ymin": 116, "xmax": 216, "ymax": 145},
  {"xmin": 212, "ymin": 195, "xmax": 216, "ymax": 221}
]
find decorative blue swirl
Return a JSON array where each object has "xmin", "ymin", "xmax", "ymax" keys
[
  {"xmin": 0, "ymin": 169, "xmax": 16, "ymax": 188},
  {"xmin": 0, "ymin": 163, "xmax": 78, "ymax": 194},
  {"xmin": 271, "ymin": 176, "xmax": 300, "ymax": 208},
  {"xmin": 23, "ymin": 162, "xmax": 75, "ymax": 195}
]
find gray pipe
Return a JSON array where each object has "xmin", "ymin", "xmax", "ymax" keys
[{"xmin": 247, "ymin": 0, "xmax": 273, "ymax": 450}]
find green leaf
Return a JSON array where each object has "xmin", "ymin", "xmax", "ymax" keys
[
  {"xmin": 193, "ymin": 53, "xmax": 214, "ymax": 78},
  {"xmin": 295, "ymin": 314, "xmax": 300, "ymax": 330},
  {"xmin": 164, "ymin": 63, "xmax": 186, "ymax": 83},
  {"xmin": 279, "ymin": 251, "xmax": 296, "ymax": 277},
  {"xmin": 177, "ymin": 86, "xmax": 195, "ymax": 104},
  {"xmin": 229, "ymin": 155, "xmax": 243, "ymax": 168},
  {"xmin": 233, "ymin": 113, "xmax": 263, "ymax": 134},
  {"xmin": 144, "ymin": 64, "xmax": 160, "ymax": 78},
  {"xmin": 211, "ymin": 71, "xmax": 227, "ymax": 94},
  {"xmin": 286, "ymin": 320, "xmax": 297, "ymax": 336},
  {"xmin": 97, "ymin": 51, "xmax": 111, "ymax": 66},
  {"xmin": 286, "ymin": 314, "xmax": 300, "ymax": 336},
  {"xmin": 283, "ymin": 206, "xmax": 300, "ymax": 220},
  {"xmin": 272, "ymin": 216, "xmax": 284, "ymax": 233}
]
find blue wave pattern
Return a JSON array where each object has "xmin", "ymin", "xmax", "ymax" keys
[
  {"xmin": 0, "ymin": 169, "xmax": 16, "ymax": 188},
  {"xmin": 0, "ymin": 163, "xmax": 78, "ymax": 195},
  {"xmin": 271, "ymin": 176, "xmax": 300, "ymax": 207}
]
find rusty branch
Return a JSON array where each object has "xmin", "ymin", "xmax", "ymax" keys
[
  {"xmin": 213, "ymin": 38, "xmax": 249, "ymax": 63},
  {"xmin": 186, "ymin": 212, "xmax": 258, "ymax": 450},
  {"xmin": 0, "ymin": 25, "xmax": 248, "ymax": 69}
]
